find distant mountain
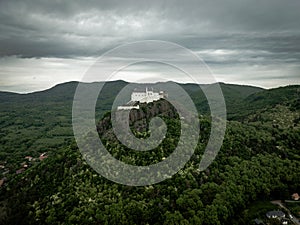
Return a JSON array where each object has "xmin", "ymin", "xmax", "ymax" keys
[
  {"xmin": 230, "ymin": 85, "xmax": 300, "ymax": 120},
  {"xmin": 0, "ymin": 80, "xmax": 262, "ymax": 102},
  {"xmin": 0, "ymin": 80, "xmax": 263, "ymax": 115},
  {"xmin": 0, "ymin": 80, "xmax": 127, "ymax": 103},
  {"xmin": 244, "ymin": 85, "xmax": 300, "ymax": 110},
  {"xmin": 3, "ymin": 80, "xmax": 300, "ymax": 121},
  {"xmin": 0, "ymin": 91, "xmax": 21, "ymax": 102},
  {"xmin": 183, "ymin": 82, "xmax": 264, "ymax": 116}
]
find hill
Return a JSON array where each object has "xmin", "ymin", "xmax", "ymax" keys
[
  {"xmin": 187, "ymin": 82, "xmax": 264, "ymax": 116},
  {"xmin": 0, "ymin": 81, "xmax": 293, "ymax": 174},
  {"xmin": 230, "ymin": 85, "xmax": 300, "ymax": 121},
  {"xmin": 0, "ymin": 80, "xmax": 299, "ymax": 224},
  {"xmin": 0, "ymin": 82, "xmax": 299, "ymax": 224}
]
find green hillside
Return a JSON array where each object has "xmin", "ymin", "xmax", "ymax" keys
[
  {"xmin": 0, "ymin": 81, "xmax": 299, "ymax": 224},
  {"xmin": 0, "ymin": 80, "xmax": 263, "ymax": 171},
  {"xmin": 187, "ymin": 82, "xmax": 264, "ymax": 116},
  {"xmin": 230, "ymin": 85, "xmax": 300, "ymax": 121}
]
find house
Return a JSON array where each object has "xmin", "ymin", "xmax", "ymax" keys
[
  {"xmin": 281, "ymin": 218, "xmax": 289, "ymax": 225},
  {"xmin": 25, "ymin": 156, "xmax": 33, "ymax": 161},
  {"xmin": 266, "ymin": 210, "xmax": 285, "ymax": 219},
  {"xmin": 39, "ymin": 152, "xmax": 48, "ymax": 161},
  {"xmin": 292, "ymin": 193, "xmax": 299, "ymax": 201}
]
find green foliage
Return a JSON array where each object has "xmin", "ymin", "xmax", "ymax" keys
[{"xmin": 0, "ymin": 81, "xmax": 299, "ymax": 224}]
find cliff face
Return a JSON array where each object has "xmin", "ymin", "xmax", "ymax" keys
[{"xmin": 96, "ymin": 99, "xmax": 179, "ymax": 136}]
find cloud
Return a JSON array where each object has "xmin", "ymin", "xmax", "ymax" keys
[
  {"xmin": 0, "ymin": 56, "xmax": 94, "ymax": 92},
  {"xmin": 0, "ymin": 0, "xmax": 299, "ymax": 91},
  {"xmin": 1, "ymin": 0, "xmax": 300, "ymax": 58}
]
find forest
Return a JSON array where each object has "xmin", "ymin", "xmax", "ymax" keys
[{"xmin": 0, "ymin": 81, "xmax": 299, "ymax": 224}]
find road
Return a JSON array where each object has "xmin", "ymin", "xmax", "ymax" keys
[{"xmin": 271, "ymin": 200, "xmax": 300, "ymax": 225}]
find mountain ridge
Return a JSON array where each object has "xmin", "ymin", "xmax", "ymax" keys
[{"xmin": 0, "ymin": 80, "xmax": 265, "ymax": 96}]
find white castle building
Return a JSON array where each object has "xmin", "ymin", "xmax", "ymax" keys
[
  {"xmin": 131, "ymin": 87, "xmax": 166, "ymax": 103},
  {"xmin": 117, "ymin": 87, "xmax": 167, "ymax": 110}
]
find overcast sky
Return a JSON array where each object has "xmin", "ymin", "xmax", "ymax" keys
[{"xmin": 0, "ymin": 0, "xmax": 299, "ymax": 93}]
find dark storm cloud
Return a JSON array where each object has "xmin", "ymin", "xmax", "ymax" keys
[
  {"xmin": 0, "ymin": 0, "xmax": 300, "ymax": 58},
  {"xmin": 0, "ymin": 0, "xmax": 299, "ymax": 92}
]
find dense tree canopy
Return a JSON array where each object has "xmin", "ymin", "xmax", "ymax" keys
[{"xmin": 0, "ymin": 82, "xmax": 299, "ymax": 224}]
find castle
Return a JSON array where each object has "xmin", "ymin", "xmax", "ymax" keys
[{"xmin": 117, "ymin": 87, "xmax": 167, "ymax": 110}]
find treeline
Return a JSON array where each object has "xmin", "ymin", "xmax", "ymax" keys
[{"xmin": 1, "ymin": 112, "xmax": 299, "ymax": 224}]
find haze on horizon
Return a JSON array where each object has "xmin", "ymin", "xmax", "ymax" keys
[{"xmin": 0, "ymin": 0, "xmax": 299, "ymax": 93}]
